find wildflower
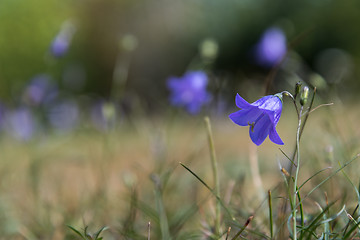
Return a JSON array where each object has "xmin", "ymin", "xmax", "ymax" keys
[
  {"xmin": 229, "ymin": 93, "xmax": 284, "ymax": 146},
  {"xmin": 6, "ymin": 108, "xmax": 36, "ymax": 141},
  {"xmin": 167, "ymin": 71, "xmax": 211, "ymax": 114},
  {"xmin": 23, "ymin": 74, "xmax": 57, "ymax": 106},
  {"xmin": 254, "ymin": 27, "xmax": 287, "ymax": 67},
  {"xmin": 50, "ymin": 21, "xmax": 76, "ymax": 58}
]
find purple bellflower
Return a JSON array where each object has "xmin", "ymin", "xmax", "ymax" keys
[
  {"xmin": 229, "ymin": 93, "xmax": 284, "ymax": 146},
  {"xmin": 254, "ymin": 27, "xmax": 287, "ymax": 67},
  {"xmin": 167, "ymin": 71, "xmax": 211, "ymax": 114},
  {"xmin": 50, "ymin": 21, "xmax": 76, "ymax": 58},
  {"xmin": 6, "ymin": 108, "xmax": 36, "ymax": 141},
  {"xmin": 23, "ymin": 74, "xmax": 57, "ymax": 106}
]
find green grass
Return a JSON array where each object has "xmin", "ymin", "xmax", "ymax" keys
[{"xmin": 0, "ymin": 102, "xmax": 359, "ymax": 239}]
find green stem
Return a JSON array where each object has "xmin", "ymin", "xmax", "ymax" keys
[
  {"xmin": 293, "ymin": 107, "xmax": 303, "ymax": 240},
  {"xmin": 268, "ymin": 190, "xmax": 274, "ymax": 239},
  {"xmin": 204, "ymin": 116, "xmax": 221, "ymax": 236},
  {"xmin": 296, "ymin": 186, "xmax": 304, "ymax": 231}
]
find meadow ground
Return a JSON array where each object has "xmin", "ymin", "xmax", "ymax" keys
[{"xmin": 1, "ymin": 101, "xmax": 360, "ymax": 239}]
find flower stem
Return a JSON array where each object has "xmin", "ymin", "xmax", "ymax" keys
[
  {"xmin": 293, "ymin": 106, "xmax": 303, "ymax": 240},
  {"xmin": 204, "ymin": 116, "xmax": 221, "ymax": 236},
  {"xmin": 268, "ymin": 190, "xmax": 274, "ymax": 239}
]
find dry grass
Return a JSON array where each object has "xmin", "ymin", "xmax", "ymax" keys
[{"xmin": 0, "ymin": 102, "xmax": 359, "ymax": 239}]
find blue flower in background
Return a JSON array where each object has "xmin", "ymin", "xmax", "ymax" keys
[
  {"xmin": 167, "ymin": 71, "xmax": 211, "ymax": 114},
  {"xmin": 50, "ymin": 21, "xmax": 76, "ymax": 58},
  {"xmin": 229, "ymin": 93, "xmax": 284, "ymax": 146},
  {"xmin": 24, "ymin": 74, "xmax": 57, "ymax": 106},
  {"xmin": 47, "ymin": 99, "xmax": 79, "ymax": 132},
  {"xmin": 6, "ymin": 108, "xmax": 36, "ymax": 141},
  {"xmin": 254, "ymin": 27, "xmax": 287, "ymax": 67}
]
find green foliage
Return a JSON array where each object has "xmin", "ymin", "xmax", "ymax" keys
[
  {"xmin": 67, "ymin": 225, "xmax": 108, "ymax": 240},
  {"xmin": 0, "ymin": 0, "xmax": 72, "ymax": 99}
]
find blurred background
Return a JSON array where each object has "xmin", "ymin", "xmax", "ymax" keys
[
  {"xmin": 1, "ymin": 0, "xmax": 360, "ymax": 123},
  {"xmin": 1, "ymin": 0, "xmax": 360, "ymax": 238}
]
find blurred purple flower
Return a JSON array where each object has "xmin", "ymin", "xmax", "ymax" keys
[
  {"xmin": 167, "ymin": 71, "xmax": 211, "ymax": 114},
  {"xmin": 6, "ymin": 108, "xmax": 36, "ymax": 141},
  {"xmin": 254, "ymin": 27, "xmax": 287, "ymax": 67},
  {"xmin": 229, "ymin": 93, "xmax": 283, "ymax": 146},
  {"xmin": 24, "ymin": 74, "xmax": 57, "ymax": 106},
  {"xmin": 47, "ymin": 100, "xmax": 79, "ymax": 132},
  {"xmin": 50, "ymin": 21, "xmax": 76, "ymax": 58}
]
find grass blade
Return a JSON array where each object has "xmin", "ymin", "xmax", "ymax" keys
[
  {"xmin": 180, "ymin": 162, "xmax": 234, "ymax": 220},
  {"xmin": 297, "ymin": 167, "xmax": 332, "ymax": 191},
  {"xmin": 297, "ymin": 154, "xmax": 360, "ymax": 209},
  {"xmin": 93, "ymin": 226, "xmax": 109, "ymax": 239},
  {"xmin": 204, "ymin": 116, "xmax": 221, "ymax": 236},
  {"xmin": 67, "ymin": 225, "xmax": 86, "ymax": 240},
  {"xmin": 152, "ymin": 175, "xmax": 171, "ymax": 240},
  {"xmin": 231, "ymin": 216, "xmax": 253, "ymax": 240}
]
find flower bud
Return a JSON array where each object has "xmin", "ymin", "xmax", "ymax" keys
[
  {"xmin": 294, "ymin": 81, "xmax": 302, "ymax": 98},
  {"xmin": 300, "ymin": 86, "xmax": 309, "ymax": 106}
]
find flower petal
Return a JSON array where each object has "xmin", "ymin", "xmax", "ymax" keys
[
  {"xmin": 249, "ymin": 114, "xmax": 272, "ymax": 146},
  {"xmin": 252, "ymin": 95, "xmax": 273, "ymax": 107},
  {"xmin": 269, "ymin": 127, "xmax": 284, "ymax": 145},
  {"xmin": 253, "ymin": 95, "xmax": 282, "ymax": 111},
  {"xmin": 229, "ymin": 108, "xmax": 262, "ymax": 126},
  {"xmin": 235, "ymin": 94, "xmax": 252, "ymax": 109}
]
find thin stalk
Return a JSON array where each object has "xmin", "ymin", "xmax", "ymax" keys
[
  {"xmin": 180, "ymin": 162, "xmax": 234, "ymax": 219},
  {"xmin": 231, "ymin": 216, "xmax": 253, "ymax": 240},
  {"xmin": 225, "ymin": 227, "xmax": 231, "ymax": 240},
  {"xmin": 268, "ymin": 190, "xmax": 274, "ymax": 239},
  {"xmin": 293, "ymin": 106, "xmax": 303, "ymax": 240},
  {"xmin": 296, "ymin": 187, "xmax": 304, "ymax": 230},
  {"xmin": 287, "ymin": 88, "xmax": 316, "ymax": 175},
  {"xmin": 204, "ymin": 116, "xmax": 221, "ymax": 236}
]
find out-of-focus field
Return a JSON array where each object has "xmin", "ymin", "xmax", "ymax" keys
[{"xmin": 1, "ymin": 103, "xmax": 359, "ymax": 239}]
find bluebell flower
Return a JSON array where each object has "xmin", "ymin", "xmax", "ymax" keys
[
  {"xmin": 24, "ymin": 74, "xmax": 57, "ymax": 106},
  {"xmin": 254, "ymin": 27, "xmax": 287, "ymax": 67},
  {"xmin": 50, "ymin": 21, "xmax": 76, "ymax": 58},
  {"xmin": 6, "ymin": 108, "xmax": 36, "ymax": 141},
  {"xmin": 229, "ymin": 93, "xmax": 284, "ymax": 146},
  {"xmin": 167, "ymin": 71, "xmax": 211, "ymax": 114}
]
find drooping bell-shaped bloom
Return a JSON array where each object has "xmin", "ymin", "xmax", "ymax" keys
[
  {"xmin": 50, "ymin": 21, "xmax": 76, "ymax": 58},
  {"xmin": 167, "ymin": 71, "xmax": 211, "ymax": 114},
  {"xmin": 229, "ymin": 93, "xmax": 284, "ymax": 146},
  {"xmin": 254, "ymin": 27, "xmax": 287, "ymax": 67}
]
